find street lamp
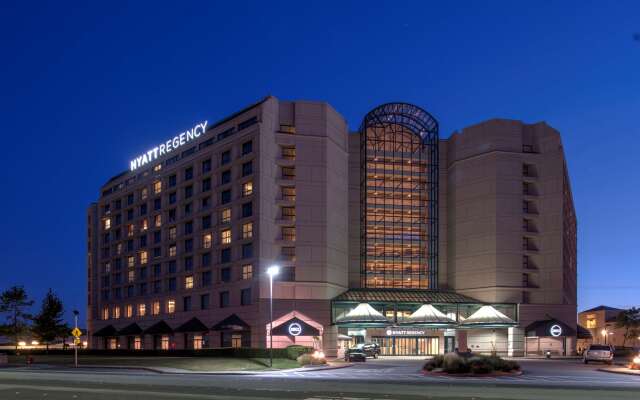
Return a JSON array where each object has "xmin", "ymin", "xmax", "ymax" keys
[
  {"xmin": 601, "ymin": 329, "xmax": 607, "ymax": 344},
  {"xmin": 267, "ymin": 265, "xmax": 280, "ymax": 368}
]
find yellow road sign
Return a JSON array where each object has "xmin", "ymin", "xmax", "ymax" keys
[
  {"xmin": 74, "ymin": 338, "xmax": 81, "ymax": 345},
  {"xmin": 71, "ymin": 328, "xmax": 82, "ymax": 338}
]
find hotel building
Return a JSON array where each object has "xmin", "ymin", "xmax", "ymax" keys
[{"xmin": 87, "ymin": 97, "xmax": 577, "ymax": 356}]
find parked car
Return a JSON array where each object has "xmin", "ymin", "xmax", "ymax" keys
[
  {"xmin": 344, "ymin": 347, "xmax": 367, "ymax": 362},
  {"xmin": 360, "ymin": 342, "xmax": 381, "ymax": 358},
  {"xmin": 583, "ymin": 344, "xmax": 614, "ymax": 364}
]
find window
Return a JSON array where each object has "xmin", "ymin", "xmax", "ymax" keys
[
  {"xmin": 238, "ymin": 116, "xmax": 257, "ymax": 130},
  {"xmin": 242, "ymin": 140, "xmax": 253, "ymax": 155},
  {"xmin": 242, "ymin": 181, "xmax": 253, "ymax": 197},
  {"xmin": 127, "ymin": 256, "xmax": 135, "ymax": 268},
  {"xmin": 154, "ymin": 230, "xmax": 161, "ymax": 243},
  {"xmin": 242, "ymin": 222, "xmax": 253, "ymax": 239},
  {"xmin": 278, "ymin": 266, "xmax": 296, "ymax": 281},
  {"xmin": 221, "ymin": 190, "xmax": 231, "ymax": 204},
  {"xmin": 221, "ymin": 229, "xmax": 232, "ymax": 244},
  {"xmin": 153, "ymin": 280, "xmax": 161, "ymax": 293},
  {"xmin": 154, "ymin": 214, "xmax": 162, "ymax": 228},
  {"xmin": 153, "ymin": 264, "xmax": 161, "ymax": 277},
  {"xmin": 169, "ymin": 192, "xmax": 177, "ymax": 204},
  {"xmin": 202, "ymin": 233, "xmax": 212, "ymax": 249},
  {"xmin": 113, "ymin": 306, "xmax": 121, "ymax": 319},
  {"xmin": 141, "ymin": 187, "xmax": 148, "ymax": 199},
  {"xmin": 241, "ymin": 243, "xmax": 253, "ymax": 259},
  {"xmin": 221, "ymin": 208, "xmax": 231, "ymax": 224},
  {"xmin": 168, "ymin": 260, "xmax": 177, "ymax": 273},
  {"xmin": 242, "ymin": 161, "xmax": 252, "ymax": 176},
  {"xmin": 138, "ymin": 303, "xmax": 146, "ymax": 316},
  {"xmin": 221, "ymin": 267, "xmax": 231, "ymax": 282},
  {"xmin": 139, "ymin": 234, "xmax": 148, "ymax": 247},
  {"xmin": 282, "ymin": 187, "xmax": 296, "ymax": 201},
  {"xmin": 586, "ymin": 316, "xmax": 597, "ymax": 329},
  {"xmin": 104, "ymin": 218, "xmax": 111, "ymax": 230},
  {"xmin": 203, "ymin": 252, "xmax": 211, "ymax": 266},
  {"xmin": 522, "ymin": 273, "xmax": 529, "ymax": 287},
  {"xmin": 160, "ymin": 335, "xmax": 169, "ymax": 350},
  {"xmin": 127, "ymin": 224, "xmax": 134, "ymax": 237},
  {"xmin": 185, "ymin": 167, "xmax": 193, "ymax": 180},
  {"xmin": 168, "ymin": 277, "xmax": 177, "ymax": 291},
  {"xmin": 281, "ymin": 206, "xmax": 295, "ymax": 221},
  {"xmin": 221, "ymin": 170, "xmax": 231, "ymax": 185},
  {"xmin": 241, "ymin": 202, "xmax": 252, "ymax": 218},
  {"xmin": 127, "ymin": 193, "xmax": 134, "ymax": 205},
  {"xmin": 219, "ymin": 291, "xmax": 230, "ymax": 308},
  {"xmin": 116, "ymin": 243, "xmax": 123, "ymax": 255},
  {"xmin": 154, "ymin": 198, "xmax": 161, "ymax": 210},
  {"xmin": 128, "ymin": 268, "xmax": 135, "ymax": 283},
  {"xmin": 282, "ymin": 227, "xmax": 296, "ymax": 241},
  {"xmin": 140, "ymin": 251, "xmax": 148, "ymax": 264},
  {"xmin": 201, "ymin": 197, "xmax": 211, "ymax": 209},
  {"xmin": 202, "ymin": 270, "xmax": 212, "ymax": 286},
  {"xmin": 168, "ymin": 226, "xmax": 176, "ymax": 240},
  {"xmin": 184, "ymin": 255, "xmax": 193, "ymax": 270},
  {"xmin": 183, "ymin": 296, "xmax": 192, "ymax": 312},
  {"xmin": 141, "ymin": 219, "xmax": 148, "ymax": 231},
  {"xmin": 281, "ymin": 146, "xmax": 296, "ymax": 160},
  {"xmin": 221, "ymin": 248, "xmax": 231, "ymax": 264},
  {"xmin": 127, "ymin": 209, "xmax": 134, "ymax": 221},
  {"xmin": 153, "ymin": 180, "xmax": 162, "ymax": 194},
  {"xmin": 200, "ymin": 294, "xmax": 210, "ymax": 310},
  {"xmin": 282, "ymin": 166, "xmax": 295, "ymax": 179},
  {"xmin": 241, "ymin": 288, "xmax": 252, "ymax": 306},
  {"xmin": 185, "ymin": 275, "xmax": 194, "ymax": 289},
  {"xmin": 140, "ymin": 266, "xmax": 147, "ymax": 279},
  {"xmin": 202, "ymin": 178, "xmax": 211, "ymax": 192},
  {"xmin": 184, "ymin": 239, "xmax": 193, "ymax": 253},
  {"xmin": 169, "ymin": 245, "xmax": 177, "ymax": 257},
  {"xmin": 185, "ymin": 185, "xmax": 193, "ymax": 198},
  {"xmin": 127, "ymin": 239, "xmax": 134, "ymax": 251},
  {"xmin": 242, "ymin": 264, "xmax": 253, "ymax": 280},
  {"xmin": 167, "ymin": 299, "xmax": 175, "ymax": 314},
  {"xmin": 169, "ymin": 174, "xmax": 177, "ymax": 187},
  {"xmin": 202, "ymin": 159, "xmax": 212, "ymax": 173},
  {"xmin": 221, "ymin": 150, "xmax": 231, "ymax": 165},
  {"xmin": 154, "ymin": 164, "xmax": 162, "ymax": 172},
  {"xmin": 125, "ymin": 304, "xmax": 133, "ymax": 318},
  {"xmin": 185, "ymin": 221, "xmax": 193, "ymax": 235},
  {"xmin": 281, "ymin": 246, "xmax": 296, "ymax": 261}
]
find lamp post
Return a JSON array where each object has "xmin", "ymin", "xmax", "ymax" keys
[
  {"xmin": 267, "ymin": 265, "xmax": 280, "ymax": 368},
  {"xmin": 73, "ymin": 310, "xmax": 79, "ymax": 368}
]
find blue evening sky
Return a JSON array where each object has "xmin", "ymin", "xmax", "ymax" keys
[{"xmin": 1, "ymin": 1, "xmax": 638, "ymax": 324}]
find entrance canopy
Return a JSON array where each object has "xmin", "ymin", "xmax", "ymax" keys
[
  {"xmin": 401, "ymin": 304, "xmax": 456, "ymax": 326},
  {"xmin": 525, "ymin": 319, "xmax": 576, "ymax": 337},
  {"xmin": 335, "ymin": 303, "xmax": 389, "ymax": 326},
  {"xmin": 460, "ymin": 305, "xmax": 517, "ymax": 328},
  {"xmin": 271, "ymin": 317, "xmax": 320, "ymax": 337}
]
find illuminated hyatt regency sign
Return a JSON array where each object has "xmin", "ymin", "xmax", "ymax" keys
[{"xmin": 129, "ymin": 121, "xmax": 208, "ymax": 171}]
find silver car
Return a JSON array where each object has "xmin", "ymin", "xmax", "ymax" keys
[{"xmin": 583, "ymin": 344, "xmax": 614, "ymax": 364}]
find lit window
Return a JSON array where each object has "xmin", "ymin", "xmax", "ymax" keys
[
  {"xmin": 221, "ymin": 229, "xmax": 232, "ymax": 244},
  {"xmin": 127, "ymin": 224, "xmax": 135, "ymax": 237},
  {"xmin": 242, "ymin": 222, "xmax": 253, "ymax": 239},
  {"xmin": 138, "ymin": 303, "xmax": 146, "ymax": 317},
  {"xmin": 104, "ymin": 218, "xmax": 111, "ymax": 230},
  {"xmin": 117, "ymin": 243, "xmax": 123, "ymax": 255},
  {"xmin": 125, "ymin": 304, "xmax": 133, "ymax": 318},
  {"xmin": 102, "ymin": 306, "xmax": 109, "ymax": 320},
  {"xmin": 281, "ymin": 146, "xmax": 296, "ymax": 160},
  {"xmin": 154, "ymin": 164, "xmax": 162, "ymax": 172},
  {"xmin": 169, "ymin": 245, "xmax": 177, "ymax": 257},
  {"xmin": 141, "ymin": 187, "xmax": 148, "ymax": 199},
  {"xmin": 168, "ymin": 226, "xmax": 176, "ymax": 240},
  {"xmin": 202, "ymin": 233, "xmax": 212, "ymax": 249},
  {"xmin": 586, "ymin": 317, "xmax": 596, "ymax": 329},
  {"xmin": 152, "ymin": 301, "xmax": 160, "ymax": 315},
  {"xmin": 282, "ymin": 187, "xmax": 296, "ymax": 201},
  {"xmin": 161, "ymin": 335, "xmax": 169, "ymax": 350},
  {"xmin": 113, "ymin": 306, "xmax": 121, "ymax": 319},
  {"xmin": 127, "ymin": 256, "xmax": 135, "ymax": 268},
  {"xmin": 140, "ymin": 251, "xmax": 148, "ymax": 265},
  {"xmin": 153, "ymin": 180, "xmax": 162, "ymax": 194},
  {"xmin": 221, "ymin": 208, "xmax": 231, "ymax": 224},
  {"xmin": 141, "ymin": 219, "xmax": 148, "ymax": 231},
  {"xmin": 242, "ymin": 264, "xmax": 253, "ymax": 280},
  {"xmin": 167, "ymin": 299, "xmax": 175, "ymax": 314},
  {"xmin": 243, "ymin": 181, "xmax": 253, "ymax": 196},
  {"xmin": 154, "ymin": 214, "xmax": 162, "ymax": 228},
  {"xmin": 185, "ymin": 275, "xmax": 194, "ymax": 289},
  {"xmin": 282, "ymin": 166, "xmax": 295, "ymax": 179},
  {"xmin": 128, "ymin": 269, "xmax": 135, "ymax": 283},
  {"xmin": 134, "ymin": 336, "xmax": 142, "ymax": 350},
  {"xmin": 282, "ymin": 227, "xmax": 296, "ymax": 241},
  {"xmin": 282, "ymin": 206, "xmax": 296, "ymax": 221}
]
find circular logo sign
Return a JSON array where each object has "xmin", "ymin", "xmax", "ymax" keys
[
  {"xmin": 550, "ymin": 324, "xmax": 562, "ymax": 337},
  {"xmin": 288, "ymin": 322, "xmax": 302, "ymax": 336},
  {"xmin": 385, "ymin": 329, "xmax": 392, "ymax": 336}
]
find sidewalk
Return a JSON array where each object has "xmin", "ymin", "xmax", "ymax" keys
[{"xmin": 598, "ymin": 366, "xmax": 640, "ymax": 376}]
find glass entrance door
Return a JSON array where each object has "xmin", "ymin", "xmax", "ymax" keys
[{"xmin": 372, "ymin": 337, "xmax": 439, "ymax": 355}]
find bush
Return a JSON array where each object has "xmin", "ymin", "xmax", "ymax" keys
[
  {"xmin": 297, "ymin": 353, "xmax": 326, "ymax": 366},
  {"xmin": 422, "ymin": 355, "xmax": 444, "ymax": 371},
  {"xmin": 468, "ymin": 356, "xmax": 494, "ymax": 374},
  {"xmin": 286, "ymin": 345, "xmax": 312, "ymax": 360},
  {"xmin": 442, "ymin": 353, "xmax": 470, "ymax": 373}
]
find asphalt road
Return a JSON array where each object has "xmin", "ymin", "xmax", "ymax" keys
[{"xmin": 1, "ymin": 358, "xmax": 639, "ymax": 400}]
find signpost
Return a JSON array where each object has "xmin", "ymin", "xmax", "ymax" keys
[{"xmin": 72, "ymin": 310, "xmax": 80, "ymax": 368}]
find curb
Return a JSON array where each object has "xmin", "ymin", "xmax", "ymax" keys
[{"xmin": 597, "ymin": 368, "xmax": 640, "ymax": 377}]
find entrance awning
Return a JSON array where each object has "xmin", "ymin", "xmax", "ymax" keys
[
  {"xmin": 212, "ymin": 314, "xmax": 250, "ymax": 331},
  {"xmin": 143, "ymin": 320, "xmax": 174, "ymax": 335},
  {"xmin": 401, "ymin": 304, "xmax": 456, "ymax": 326},
  {"xmin": 525, "ymin": 319, "xmax": 576, "ymax": 337},
  {"xmin": 175, "ymin": 317, "xmax": 209, "ymax": 333},
  {"xmin": 117, "ymin": 323, "xmax": 143, "ymax": 336},
  {"xmin": 335, "ymin": 303, "xmax": 389, "ymax": 326},
  {"xmin": 460, "ymin": 305, "xmax": 517, "ymax": 328},
  {"xmin": 92, "ymin": 325, "xmax": 118, "ymax": 337},
  {"xmin": 271, "ymin": 317, "xmax": 320, "ymax": 336}
]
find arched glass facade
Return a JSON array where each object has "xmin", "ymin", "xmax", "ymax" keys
[{"xmin": 360, "ymin": 103, "xmax": 439, "ymax": 289}]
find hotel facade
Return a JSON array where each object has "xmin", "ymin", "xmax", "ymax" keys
[{"xmin": 87, "ymin": 96, "xmax": 577, "ymax": 357}]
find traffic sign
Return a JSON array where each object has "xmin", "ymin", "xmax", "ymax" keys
[
  {"xmin": 74, "ymin": 338, "xmax": 81, "ymax": 345},
  {"xmin": 71, "ymin": 328, "xmax": 82, "ymax": 338}
]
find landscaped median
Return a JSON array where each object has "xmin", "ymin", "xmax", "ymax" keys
[
  {"xmin": 3, "ymin": 345, "xmax": 332, "ymax": 373},
  {"xmin": 422, "ymin": 352, "xmax": 521, "ymax": 377}
]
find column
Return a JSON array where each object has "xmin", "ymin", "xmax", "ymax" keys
[{"xmin": 508, "ymin": 327, "xmax": 525, "ymax": 357}]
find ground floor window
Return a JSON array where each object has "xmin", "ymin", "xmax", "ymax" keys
[
  {"xmin": 372, "ymin": 336, "xmax": 439, "ymax": 356},
  {"xmin": 107, "ymin": 337, "xmax": 117, "ymax": 349},
  {"xmin": 231, "ymin": 334, "xmax": 242, "ymax": 348},
  {"xmin": 193, "ymin": 335, "xmax": 203, "ymax": 350},
  {"xmin": 134, "ymin": 336, "xmax": 142, "ymax": 350},
  {"xmin": 221, "ymin": 331, "xmax": 250, "ymax": 348}
]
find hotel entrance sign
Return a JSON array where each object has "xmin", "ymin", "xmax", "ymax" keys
[
  {"xmin": 385, "ymin": 328, "xmax": 426, "ymax": 336},
  {"xmin": 129, "ymin": 121, "xmax": 208, "ymax": 171}
]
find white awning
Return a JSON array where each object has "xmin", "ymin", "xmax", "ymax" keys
[
  {"xmin": 335, "ymin": 303, "xmax": 389, "ymax": 325},
  {"xmin": 460, "ymin": 305, "xmax": 516, "ymax": 327},
  {"xmin": 401, "ymin": 304, "xmax": 456, "ymax": 326}
]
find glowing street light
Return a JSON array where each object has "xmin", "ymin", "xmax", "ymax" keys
[{"xmin": 267, "ymin": 265, "xmax": 280, "ymax": 368}]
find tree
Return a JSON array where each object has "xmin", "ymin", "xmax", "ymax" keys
[
  {"xmin": 31, "ymin": 289, "xmax": 70, "ymax": 351},
  {"xmin": 0, "ymin": 286, "xmax": 34, "ymax": 350},
  {"xmin": 615, "ymin": 307, "xmax": 640, "ymax": 348}
]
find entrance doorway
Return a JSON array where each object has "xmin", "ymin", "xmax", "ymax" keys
[
  {"xmin": 372, "ymin": 336, "xmax": 439, "ymax": 356},
  {"xmin": 444, "ymin": 336, "xmax": 456, "ymax": 353}
]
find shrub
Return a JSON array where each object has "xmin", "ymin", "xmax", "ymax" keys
[
  {"xmin": 297, "ymin": 353, "xmax": 326, "ymax": 366},
  {"xmin": 286, "ymin": 345, "xmax": 312, "ymax": 360},
  {"xmin": 422, "ymin": 355, "xmax": 444, "ymax": 371},
  {"xmin": 442, "ymin": 353, "xmax": 470, "ymax": 373},
  {"xmin": 468, "ymin": 356, "xmax": 494, "ymax": 374}
]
